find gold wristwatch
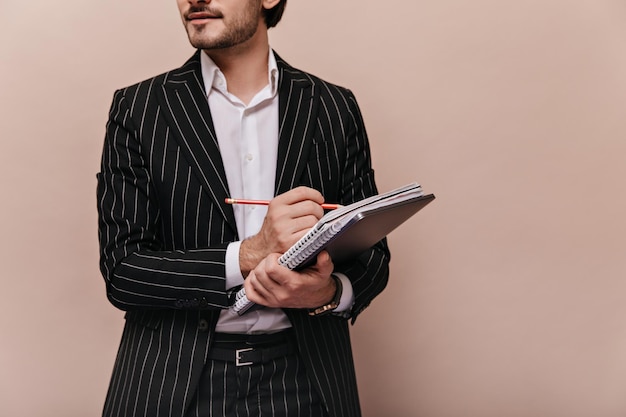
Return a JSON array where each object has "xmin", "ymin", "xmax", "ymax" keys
[{"xmin": 308, "ymin": 275, "xmax": 343, "ymax": 316}]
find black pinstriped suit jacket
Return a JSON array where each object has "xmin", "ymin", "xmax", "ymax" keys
[{"xmin": 97, "ymin": 50, "xmax": 390, "ymax": 417}]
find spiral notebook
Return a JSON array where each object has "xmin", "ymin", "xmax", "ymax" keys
[{"xmin": 231, "ymin": 183, "xmax": 435, "ymax": 315}]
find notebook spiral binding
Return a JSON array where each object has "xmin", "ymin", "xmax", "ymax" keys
[{"xmin": 278, "ymin": 222, "xmax": 341, "ymax": 269}]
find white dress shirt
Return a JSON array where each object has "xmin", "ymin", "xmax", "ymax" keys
[{"xmin": 200, "ymin": 50, "xmax": 353, "ymax": 334}]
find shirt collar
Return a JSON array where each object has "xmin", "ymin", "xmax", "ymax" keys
[{"xmin": 200, "ymin": 49, "xmax": 279, "ymax": 99}]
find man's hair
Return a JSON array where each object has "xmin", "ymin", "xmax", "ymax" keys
[{"xmin": 263, "ymin": 0, "xmax": 287, "ymax": 28}]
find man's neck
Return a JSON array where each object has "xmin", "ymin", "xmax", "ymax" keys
[{"xmin": 205, "ymin": 27, "xmax": 271, "ymax": 105}]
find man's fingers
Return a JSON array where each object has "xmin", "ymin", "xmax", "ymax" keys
[{"xmin": 272, "ymin": 186, "xmax": 325, "ymax": 207}]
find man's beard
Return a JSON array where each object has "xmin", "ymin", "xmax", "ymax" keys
[{"xmin": 185, "ymin": 4, "xmax": 260, "ymax": 50}]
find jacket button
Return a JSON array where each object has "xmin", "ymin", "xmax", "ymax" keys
[{"xmin": 198, "ymin": 318, "xmax": 209, "ymax": 332}]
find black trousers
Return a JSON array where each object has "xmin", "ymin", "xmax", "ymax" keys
[{"xmin": 185, "ymin": 331, "xmax": 329, "ymax": 417}]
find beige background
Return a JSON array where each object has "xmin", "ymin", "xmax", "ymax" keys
[{"xmin": 1, "ymin": 1, "xmax": 626, "ymax": 416}]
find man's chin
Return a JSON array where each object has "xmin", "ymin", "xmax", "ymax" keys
[
  {"xmin": 186, "ymin": 32, "xmax": 217, "ymax": 50},
  {"xmin": 188, "ymin": 38, "xmax": 230, "ymax": 51}
]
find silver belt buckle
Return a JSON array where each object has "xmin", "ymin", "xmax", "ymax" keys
[{"xmin": 236, "ymin": 347, "xmax": 254, "ymax": 366}]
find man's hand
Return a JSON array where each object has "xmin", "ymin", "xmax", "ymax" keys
[
  {"xmin": 239, "ymin": 187, "xmax": 326, "ymax": 276},
  {"xmin": 243, "ymin": 251, "xmax": 336, "ymax": 310}
]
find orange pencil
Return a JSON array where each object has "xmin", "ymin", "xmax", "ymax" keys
[{"xmin": 225, "ymin": 198, "xmax": 340, "ymax": 210}]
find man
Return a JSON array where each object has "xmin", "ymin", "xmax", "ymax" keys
[{"xmin": 96, "ymin": 0, "xmax": 389, "ymax": 416}]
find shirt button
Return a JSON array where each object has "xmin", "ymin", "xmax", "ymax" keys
[{"xmin": 246, "ymin": 153, "xmax": 253, "ymax": 161}]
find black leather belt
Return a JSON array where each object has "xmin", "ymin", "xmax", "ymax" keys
[{"xmin": 209, "ymin": 330, "xmax": 297, "ymax": 366}]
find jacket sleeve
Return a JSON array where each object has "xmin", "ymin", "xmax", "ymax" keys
[
  {"xmin": 97, "ymin": 89, "xmax": 231, "ymax": 312},
  {"xmin": 334, "ymin": 89, "xmax": 391, "ymax": 323}
]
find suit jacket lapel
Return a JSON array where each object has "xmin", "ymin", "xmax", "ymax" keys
[
  {"xmin": 274, "ymin": 55, "xmax": 319, "ymax": 195},
  {"xmin": 157, "ymin": 51, "xmax": 237, "ymax": 233},
  {"xmin": 155, "ymin": 52, "xmax": 318, "ymax": 232}
]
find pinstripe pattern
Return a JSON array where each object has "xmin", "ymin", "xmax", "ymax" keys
[
  {"xmin": 97, "ymin": 51, "xmax": 390, "ymax": 417},
  {"xmin": 186, "ymin": 355, "xmax": 327, "ymax": 417}
]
